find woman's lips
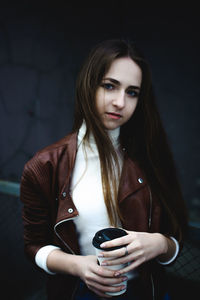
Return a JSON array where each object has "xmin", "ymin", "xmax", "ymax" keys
[{"xmin": 106, "ymin": 112, "xmax": 122, "ymax": 120}]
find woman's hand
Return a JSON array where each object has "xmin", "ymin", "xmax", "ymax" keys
[
  {"xmin": 73, "ymin": 255, "xmax": 128, "ymax": 298},
  {"xmin": 47, "ymin": 250, "xmax": 128, "ymax": 298},
  {"xmin": 98, "ymin": 231, "xmax": 170, "ymax": 276}
]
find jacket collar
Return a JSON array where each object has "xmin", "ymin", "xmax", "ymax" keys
[{"xmin": 56, "ymin": 132, "xmax": 146, "ymax": 223}]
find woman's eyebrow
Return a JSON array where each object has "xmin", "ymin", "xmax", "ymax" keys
[{"xmin": 103, "ymin": 77, "xmax": 140, "ymax": 90}]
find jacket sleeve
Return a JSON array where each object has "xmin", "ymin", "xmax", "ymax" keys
[{"xmin": 20, "ymin": 154, "xmax": 54, "ymax": 264}]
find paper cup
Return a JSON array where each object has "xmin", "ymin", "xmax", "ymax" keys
[{"xmin": 92, "ymin": 228, "xmax": 128, "ymax": 296}]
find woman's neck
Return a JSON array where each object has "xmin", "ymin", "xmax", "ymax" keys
[{"xmin": 78, "ymin": 121, "xmax": 120, "ymax": 149}]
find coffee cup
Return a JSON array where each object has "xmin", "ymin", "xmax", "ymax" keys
[{"xmin": 92, "ymin": 227, "xmax": 128, "ymax": 296}]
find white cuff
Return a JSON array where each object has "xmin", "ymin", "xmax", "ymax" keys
[
  {"xmin": 35, "ymin": 245, "xmax": 61, "ymax": 274},
  {"xmin": 157, "ymin": 236, "xmax": 179, "ymax": 265}
]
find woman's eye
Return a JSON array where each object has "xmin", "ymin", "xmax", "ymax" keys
[
  {"xmin": 127, "ymin": 90, "xmax": 138, "ymax": 97},
  {"xmin": 102, "ymin": 83, "xmax": 114, "ymax": 90}
]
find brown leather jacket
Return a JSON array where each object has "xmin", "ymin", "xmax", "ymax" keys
[{"xmin": 20, "ymin": 132, "xmax": 170, "ymax": 300}]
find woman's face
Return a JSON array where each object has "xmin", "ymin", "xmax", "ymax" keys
[{"xmin": 95, "ymin": 57, "xmax": 142, "ymax": 130}]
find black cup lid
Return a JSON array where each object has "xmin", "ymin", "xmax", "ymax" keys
[{"xmin": 92, "ymin": 227, "xmax": 127, "ymax": 251}]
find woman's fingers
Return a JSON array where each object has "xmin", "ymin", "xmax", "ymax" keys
[
  {"xmin": 94, "ymin": 263, "xmax": 118, "ymax": 277},
  {"xmin": 114, "ymin": 258, "xmax": 145, "ymax": 276},
  {"xmin": 101, "ymin": 247, "xmax": 143, "ymax": 266},
  {"xmin": 84, "ymin": 258, "xmax": 127, "ymax": 285},
  {"xmin": 90, "ymin": 271, "xmax": 128, "ymax": 286},
  {"xmin": 88, "ymin": 279, "xmax": 127, "ymax": 294},
  {"xmin": 99, "ymin": 245, "xmax": 128, "ymax": 259},
  {"xmin": 78, "ymin": 255, "xmax": 128, "ymax": 297},
  {"xmin": 99, "ymin": 232, "xmax": 138, "ymax": 259},
  {"xmin": 100, "ymin": 234, "xmax": 131, "ymax": 250},
  {"xmin": 85, "ymin": 258, "xmax": 128, "ymax": 295}
]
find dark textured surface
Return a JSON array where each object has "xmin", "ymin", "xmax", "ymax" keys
[
  {"xmin": 0, "ymin": 2, "xmax": 199, "ymax": 222},
  {"xmin": 0, "ymin": 1, "xmax": 199, "ymax": 299}
]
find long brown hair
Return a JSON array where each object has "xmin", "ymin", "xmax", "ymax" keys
[{"xmin": 73, "ymin": 39, "xmax": 188, "ymax": 239}]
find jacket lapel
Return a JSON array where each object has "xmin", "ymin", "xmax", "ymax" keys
[
  {"xmin": 118, "ymin": 154, "xmax": 147, "ymax": 203},
  {"xmin": 55, "ymin": 133, "xmax": 79, "ymax": 224}
]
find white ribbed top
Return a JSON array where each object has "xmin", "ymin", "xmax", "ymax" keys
[{"xmin": 71, "ymin": 122, "xmax": 122, "ymax": 255}]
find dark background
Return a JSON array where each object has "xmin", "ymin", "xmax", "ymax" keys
[{"xmin": 0, "ymin": 1, "xmax": 199, "ymax": 299}]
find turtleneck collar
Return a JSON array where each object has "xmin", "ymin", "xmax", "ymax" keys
[{"xmin": 78, "ymin": 121, "xmax": 120, "ymax": 149}]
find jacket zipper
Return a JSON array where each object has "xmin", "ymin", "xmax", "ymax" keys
[
  {"xmin": 70, "ymin": 279, "xmax": 81, "ymax": 300},
  {"xmin": 54, "ymin": 216, "xmax": 80, "ymax": 300},
  {"xmin": 54, "ymin": 216, "xmax": 78, "ymax": 254},
  {"xmin": 148, "ymin": 185, "xmax": 152, "ymax": 228},
  {"xmin": 150, "ymin": 274, "xmax": 155, "ymax": 300},
  {"xmin": 148, "ymin": 186, "xmax": 155, "ymax": 300}
]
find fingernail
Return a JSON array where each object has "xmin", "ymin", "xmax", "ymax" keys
[
  {"xmin": 101, "ymin": 262, "xmax": 107, "ymax": 266},
  {"xmin": 122, "ymin": 276, "xmax": 128, "ymax": 281},
  {"xmin": 115, "ymin": 272, "xmax": 121, "ymax": 277},
  {"xmin": 98, "ymin": 253, "xmax": 104, "ymax": 257},
  {"xmin": 100, "ymin": 243, "xmax": 105, "ymax": 248},
  {"xmin": 121, "ymin": 285, "xmax": 126, "ymax": 290}
]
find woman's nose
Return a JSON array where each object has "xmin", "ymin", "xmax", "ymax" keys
[{"xmin": 112, "ymin": 91, "xmax": 125, "ymax": 109}]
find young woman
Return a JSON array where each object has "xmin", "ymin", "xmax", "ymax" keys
[{"xmin": 20, "ymin": 39, "xmax": 188, "ymax": 300}]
